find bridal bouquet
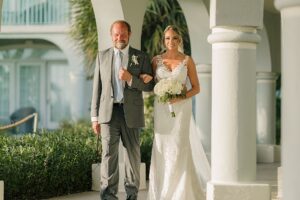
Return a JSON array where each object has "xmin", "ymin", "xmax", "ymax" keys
[{"xmin": 154, "ymin": 78, "xmax": 186, "ymax": 117}]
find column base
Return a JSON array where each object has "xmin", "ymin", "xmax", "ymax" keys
[
  {"xmin": 0, "ymin": 181, "xmax": 4, "ymax": 200},
  {"xmin": 91, "ymin": 163, "xmax": 146, "ymax": 192},
  {"xmin": 207, "ymin": 181, "xmax": 270, "ymax": 200},
  {"xmin": 257, "ymin": 144, "xmax": 281, "ymax": 163},
  {"xmin": 277, "ymin": 166, "xmax": 282, "ymax": 199}
]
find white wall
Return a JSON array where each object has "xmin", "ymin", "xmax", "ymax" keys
[
  {"xmin": 0, "ymin": 0, "xmax": 2, "ymax": 31},
  {"xmin": 263, "ymin": 11, "xmax": 281, "ymax": 73},
  {"xmin": 178, "ymin": 0, "xmax": 211, "ymax": 65}
]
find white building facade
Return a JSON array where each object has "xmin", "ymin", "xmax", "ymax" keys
[{"xmin": 0, "ymin": 0, "xmax": 90, "ymax": 129}]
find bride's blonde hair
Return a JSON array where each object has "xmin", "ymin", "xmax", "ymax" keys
[{"xmin": 161, "ymin": 25, "xmax": 184, "ymax": 53}]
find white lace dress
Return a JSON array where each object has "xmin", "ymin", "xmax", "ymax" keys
[{"xmin": 147, "ymin": 55, "xmax": 210, "ymax": 200}]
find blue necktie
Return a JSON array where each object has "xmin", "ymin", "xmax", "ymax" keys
[{"xmin": 114, "ymin": 50, "xmax": 123, "ymax": 102}]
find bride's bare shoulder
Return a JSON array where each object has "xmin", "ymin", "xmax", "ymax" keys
[{"xmin": 152, "ymin": 55, "xmax": 163, "ymax": 63}]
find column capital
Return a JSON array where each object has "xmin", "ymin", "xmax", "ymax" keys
[
  {"xmin": 275, "ymin": 0, "xmax": 300, "ymax": 10},
  {"xmin": 256, "ymin": 72, "xmax": 279, "ymax": 81},
  {"xmin": 207, "ymin": 27, "xmax": 261, "ymax": 44}
]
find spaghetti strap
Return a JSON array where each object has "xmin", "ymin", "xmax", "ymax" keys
[
  {"xmin": 183, "ymin": 55, "xmax": 189, "ymax": 66},
  {"xmin": 155, "ymin": 55, "xmax": 163, "ymax": 67}
]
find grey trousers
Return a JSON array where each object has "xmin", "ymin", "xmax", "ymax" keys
[{"xmin": 100, "ymin": 105, "xmax": 140, "ymax": 200}]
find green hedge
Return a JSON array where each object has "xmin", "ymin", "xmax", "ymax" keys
[
  {"xmin": 0, "ymin": 118, "xmax": 154, "ymax": 200},
  {"xmin": 0, "ymin": 121, "xmax": 99, "ymax": 200},
  {"xmin": 140, "ymin": 94, "xmax": 154, "ymax": 179}
]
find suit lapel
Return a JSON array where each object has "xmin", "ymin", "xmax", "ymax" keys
[
  {"xmin": 105, "ymin": 48, "xmax": 114, "ymax": 95},
  {"xmin": 128, "ymin": 47, "xmax": 133, "ymax": 70}
]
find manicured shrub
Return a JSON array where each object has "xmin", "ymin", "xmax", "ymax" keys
[
  {"xmin": 0, "ymin": 121, "xmax": 99, "ymax": 200},
  {"xmin": 141, "ymin": 94, "xmax": 155, "ymax": 179},
  {"xmin": 0, "ymin": 116, "xmax": 154, "ymax": 200}
]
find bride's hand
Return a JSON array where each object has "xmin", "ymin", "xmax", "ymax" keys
[
  {"xmin": 182, "ymin": 84, "xmax": 187, "ymax": 93},
  {"xmin": 169, "ymin": 84, "xmax": 187, "ymax": 104},
  {"xmin": 139, "ymin": 74, "xmax": 153, "ymax": 83},
  {"xmin": 169, "ymin": 97, "xmax": 183, "ymax": 104}
]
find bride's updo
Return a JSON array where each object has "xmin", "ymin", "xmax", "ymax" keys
[{"xmin": 162, "ymin": 25, "xmax": 184, "ymax": 53}]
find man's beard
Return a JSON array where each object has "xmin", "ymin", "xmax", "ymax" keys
[{"xmin": 115, "ymin": 41, "xmax": 127, "ymax": 49}]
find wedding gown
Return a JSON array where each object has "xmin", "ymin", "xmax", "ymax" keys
[{"xmin": 147, "ymin": 55, "xmax": 211, "ymax": 200}]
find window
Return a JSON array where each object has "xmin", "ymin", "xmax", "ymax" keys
[{"xmin": 0, "ymin": 43, "xmax": 70, "ymax": 129}]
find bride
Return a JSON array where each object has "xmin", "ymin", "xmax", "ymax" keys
[{"xmin": 141, "ymin": 25, "xmax": 211, "ymax": 200}]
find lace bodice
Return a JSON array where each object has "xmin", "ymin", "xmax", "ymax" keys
[{"xmin": 155, "ymin": 55, "xmax": 188, "ymax": 84}]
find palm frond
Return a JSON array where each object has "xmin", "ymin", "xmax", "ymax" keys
[
  {"xmin": 142, "ymin": 0, "xmax": 190, "ymax": 57},
  {"xmin": 69, "ymin": 0, "xmax": 98, "ymax": 76}
]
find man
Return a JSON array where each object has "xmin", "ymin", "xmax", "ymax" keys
[{"xmin": 90, "ymin": 20, "xmax": 154, "ymax": 200}]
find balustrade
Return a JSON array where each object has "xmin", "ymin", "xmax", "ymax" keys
[{"xmin": 1, "ymin": 0, "xmax": 69, "ymax": 25}]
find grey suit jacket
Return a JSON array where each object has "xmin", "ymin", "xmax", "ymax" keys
[{"xmin": 90, "ymin": 46, "xmax": 154, "ymax": 128}]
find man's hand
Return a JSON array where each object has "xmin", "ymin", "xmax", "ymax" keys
[
  {"xmin": 92, "ymin": 121, "xmax": 100, "ymax": 135},
  {"xmin": 119, "ymin": 68, "xmax": 132, "ymax": 82}
]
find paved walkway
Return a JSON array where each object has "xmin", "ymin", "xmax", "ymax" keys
[
  {"xmin": 47, "ymin": 190, "xmax": 148, "ymax": 200},
  {"xmin": 47, "ymin": 163, "xmax": 280, "ymax": 200}
]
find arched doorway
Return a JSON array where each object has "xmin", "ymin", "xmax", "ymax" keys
[{"xmin": 0, "ymin": 39, "xmax": 71, "ymax": 129}]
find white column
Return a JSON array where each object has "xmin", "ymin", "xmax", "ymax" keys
[
  {"xmin": 195, "ymin": 64, "xmax": 211, "ymax": 159},
  {"xmin": 257, "ymin": 72, "xmax": 278, "ymax": 144},
  {"xmin": 256, "ymin": 72, "xmax": 280, "ymax": 163},
  {"xmin": 0, "ymin": 0, "xmax": 3, "ymax": 31},
  {"xmin": 275, "ymin": 1, "xmax": 300, "ymax": 199},
  {"xmin": 207, "ymin": 27, "xmax": 270, "ymax": 200},
  {"xmin": 277, "ymin": 166, "xmax": 282, "ymax": 199},
  {"xmin": 0, "ymin": 181, "xmax": 3, "ymax": 200}
]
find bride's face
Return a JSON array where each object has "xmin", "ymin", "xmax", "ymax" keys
[{"xmin": 164, "ymin": 29, "xmax": 180, "ymax": 51}]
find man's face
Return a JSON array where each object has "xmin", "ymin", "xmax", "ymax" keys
[{"xmin": 111, "ymin": 23, "xmax": 131, "ymax": 49}]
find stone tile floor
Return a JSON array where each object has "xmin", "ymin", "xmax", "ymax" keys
[
  {"xmin": 256, "ymin": 162, "xmax": 281, "ymax": 200},
  {"xmin": 47, "ymin": 162, "xmax": 280, "ymax": 200}
]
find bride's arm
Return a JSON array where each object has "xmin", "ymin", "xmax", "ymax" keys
[{"xmin": 185, "ymin": 56, "xmax": 200, "ymax": 98}]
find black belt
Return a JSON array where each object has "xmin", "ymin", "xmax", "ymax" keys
[{"xmin": 113, "ymin": 103, "xmax": 123, "ymax": 106}]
